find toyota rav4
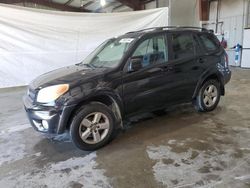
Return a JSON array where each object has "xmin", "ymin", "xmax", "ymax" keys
[{"xmin": 23, "ymin": 27, "xmax": 231, "ymax": 150}]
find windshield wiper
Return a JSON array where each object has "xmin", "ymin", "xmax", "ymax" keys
[
  {"xmin": 95, "ymin": 65, "xmax": 108, "ymax": 68},
  {"xmin": 76, "ymin": 63, "xmax": 96, "ymax": 68},
  {"xmin": 90, "ymin": 61, "xmax": 111, "ymax": 68}
]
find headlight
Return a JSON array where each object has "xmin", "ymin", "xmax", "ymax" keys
[{"xmin": 37, "ymin": 84, "xmax": 69, "ymax": 103}]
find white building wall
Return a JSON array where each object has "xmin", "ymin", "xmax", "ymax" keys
[
  {"xmin": 145, "ymin": 0, "xmax": 199, "ymax": 27},
  {"xmin": 203, "ymin": 0, "xmax": 250, "ymax": 66},
  {"xmin": 169, "ymin": 0, "xmax": 200, "ymax": 26},
  {"xmin": 204, "ymin": 0, "xmax": 249, "ymax": 48}
]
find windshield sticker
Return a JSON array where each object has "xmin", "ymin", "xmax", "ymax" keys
[{"xmin": 119, "ymin": 38, "xmax": 134, "ymax": 43}]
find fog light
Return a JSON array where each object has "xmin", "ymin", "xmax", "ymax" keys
[{"xmin": 42, "ymin": 120, "xmax": 49, "ymax": 130}]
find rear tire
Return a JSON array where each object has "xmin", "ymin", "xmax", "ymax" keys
[
  {"xmin": 194, "ymin": 79, "xmax": 221, "ymax": 112},
  {"xmin": 70, "ymin": 102, "xmax": 117, "ymax": 151}
]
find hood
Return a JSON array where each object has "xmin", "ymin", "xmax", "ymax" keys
[{"xmin": 30, "ymin": 65, "xmax": 106, "ymax": 89}]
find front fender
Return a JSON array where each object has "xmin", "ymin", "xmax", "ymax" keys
[
  {"xmin": 56, "ymin": 87, "xmax": 124, "ymax": 133},
  {"xmin": 90, "ymin": 89, "xmax": 124, "ymax": 115}
]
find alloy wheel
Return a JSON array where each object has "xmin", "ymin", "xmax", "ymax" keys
[
  {"xmin": 203, "ymin": 84, "xmax": 218, "ymax": 108},
  {"xmin": 79, "ymin": 112, "xmax": 110, "ymax": 144}
]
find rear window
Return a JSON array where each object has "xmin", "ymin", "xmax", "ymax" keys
[{"xmin": 199, "ymin": 34, "xmax": 219, "ymax": 51}]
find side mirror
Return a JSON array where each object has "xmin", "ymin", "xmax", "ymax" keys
[{"xmin": 128, "ymin": 57, "xmax": 143, "ymax": 72}]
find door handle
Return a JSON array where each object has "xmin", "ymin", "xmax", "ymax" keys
[
  {"xmin": 165, "ymin": 66, "xmax": 174, "ymax": 72},
  {"xmin": 198, "ymin": 58, "xmax": 205, "ymax": 64},
  {"xmin": 147, "ymin": 67, "xmax": 164, "ymax": 73}
]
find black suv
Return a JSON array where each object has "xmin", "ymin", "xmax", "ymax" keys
[{"xmin": 23, "ymin": 27, "xmax": 231, "ymax": 150}]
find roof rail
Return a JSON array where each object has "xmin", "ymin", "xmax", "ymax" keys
[
  {"xmin": 126, "ymin": 26, "xmax": 212, "ymax": 34},
  {"xmin": 160, "ymin": 26, "xmax": 209, "ymax": 31},
  {"xmin": 126, "ymin": 27, "xmax": 162, "ymax": 34}
]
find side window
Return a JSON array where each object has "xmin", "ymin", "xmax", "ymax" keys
[
  {"xmin": 171, "ymin": 33, "xmax": 195, "ymax": 59},
  {"xmin": 133, "ymin": 40, "xmax": 149, "ymax": 56},
  {"xmin": 199, "ymin": 34, "xmax": 219, "ymax": 51},
  {"xmin": 132, "ymin": 35, "xmax": 168, "ymax": 68}
]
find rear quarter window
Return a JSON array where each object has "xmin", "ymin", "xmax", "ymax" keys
[{"xmin": 199, "ymin": 34, "xmax": 219, "ymax": 52}]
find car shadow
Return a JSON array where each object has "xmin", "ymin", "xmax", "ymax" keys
[
  {"xmin": 32, "ymin": 132, "xmax": 92, "ymax": 168},
  {"xmin": 101, "ymin": 103, "xmax": 224, "ymax": 151}
]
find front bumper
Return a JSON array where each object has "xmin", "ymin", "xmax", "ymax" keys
[{"xmin": 23, "ymin": 95, "xmax": 76, "ymax": 134}]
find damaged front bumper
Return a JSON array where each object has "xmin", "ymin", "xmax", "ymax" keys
[{"xmin": 23, "ymin": 95, "xmax": 75, "ymax": 134}]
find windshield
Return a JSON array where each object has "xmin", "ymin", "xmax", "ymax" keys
[{"xmin": 81, "ymin": 37, "xmax": 134, "ymax": 68}]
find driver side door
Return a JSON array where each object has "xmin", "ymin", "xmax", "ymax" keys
[{"xmin": 122, "ymin": 34, "xmax": 169, "ymax": 115}]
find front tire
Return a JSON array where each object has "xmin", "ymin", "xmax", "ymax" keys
[
  {"xmin": 194, "ymin": 79, "xmax": 221, "ymax": 112},
  {"xmin": 70, "ymin": 102, "xmax": 116, "ymax": 151}
]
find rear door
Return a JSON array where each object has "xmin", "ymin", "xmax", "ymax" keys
[
  {"xmin": 166, "ymin": 31, "xmax": 205, "ymax": 102},
  {"xmin": 196, "ymin": 32, "xmax": 222, "ymax": 70}
]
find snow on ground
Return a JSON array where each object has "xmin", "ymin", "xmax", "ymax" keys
[
  {"xmin": 147, "ymin": 139, "xmax": 250, "ymax": 188},
  {"xmin": 0, "ymin": 152, "xmax": 111, "ymax": 188},
  {"xmin": 0, "ymin": 131, "xmax": 27, "ymax": 166}
]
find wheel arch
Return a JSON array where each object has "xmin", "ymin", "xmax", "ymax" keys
[
  {"xmin": 66, "ymin": 93, "xmax": 124, "ymax": 131},
  {"xmin": 193, "ymin": 72, "xmax": 225, "ymax": 99}
]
